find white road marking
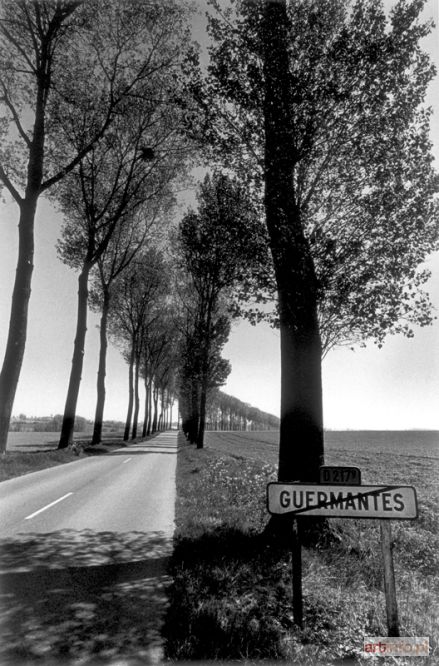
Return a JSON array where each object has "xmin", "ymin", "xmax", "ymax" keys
[
  {"xmin": 24, "ymin": 492, "xmax": 74, "ymax": 520},
  {"xmin": 123, "ymin": 458, "xmax": 132, "ymax": 464}
]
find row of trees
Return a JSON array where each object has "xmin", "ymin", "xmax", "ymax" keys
[
  {"xmin": 205, "ymin": 391, "xmax": 280, "ymax": 432},
  {"xmin": 107, "ymin": 249, "xmax": 179, "ymax": 443},
  {"xmin": 176, "ymin": 173, "xmax": 268, "ymax": 447},
  {"xmin": 0, "ymin": 0, "xmax": 195, "ymax": 453},
  {"xmin": 100, "ymin": 172, "xmax": 275, "ymax": 449},
  {"xmin": 0, "ymin": 0, "xmax": 256, "ymax": 452}
]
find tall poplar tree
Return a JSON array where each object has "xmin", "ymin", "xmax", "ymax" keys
[
  {"xmin": 188, "ymin": 0, "xmax": 439, "ymax": 484},
  {"xmin": 262, "ymin": 0, "xmax": 324, "ymax": 482},
  {"xmin": 0, "ymin": 0, "xmax": 82, "ymax": 453}
]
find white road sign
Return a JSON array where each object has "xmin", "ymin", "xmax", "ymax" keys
[{"xmin": 267, "ymin": 483, "xmax": 418, "ymax": 519}]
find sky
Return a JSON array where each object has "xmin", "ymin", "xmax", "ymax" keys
[{"xmin": 0, "ymin": 0, "xmax": 438, "ymax": 431}]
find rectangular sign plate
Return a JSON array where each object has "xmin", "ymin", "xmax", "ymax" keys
[
  {"xmin": 267, "ymin": 483, "xmax": 417, "ymax": 519},
  {"xmin": 319, "ymin": 466, "xmax": 361, "ymax": 485}
]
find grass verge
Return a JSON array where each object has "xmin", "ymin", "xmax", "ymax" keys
[
  {"xmin": 0, "ymin": 448, "xmax": 87, "ymax": 482},
  {"xmin": 0, "ymin": 437, "xmax": 152, "ymax": 483},
  {"xmin": 165, "ymin": 442, "xmax": 438, "ymax": 665}
]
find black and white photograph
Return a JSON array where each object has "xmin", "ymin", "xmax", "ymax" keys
[{"xmin": 0, "ymin": 0, "xmax": 438, "ymax": 664}]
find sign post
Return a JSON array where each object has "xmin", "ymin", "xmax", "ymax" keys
[
  {"xmin": 267, "ymin": 476, "xmax": 417, "ymax": 633},
  {"xmin": 291, "ymin": 518, "xmax": 303, "ymax": 627},
  {"xmin": 380, "ymin": 521, "xmax": 400, "ymax": 637}
]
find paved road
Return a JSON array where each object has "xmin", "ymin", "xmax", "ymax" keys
[
  {"xmin": 0, "ymin": 430, "xmax": 181, "ymax": 664},
  {"xmin": 0, "ymin": 431, "xmax": 179, "ymax": 537}
]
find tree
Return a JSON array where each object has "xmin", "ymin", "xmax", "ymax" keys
[
  {"xmin": 109, "ymin": 248, "xmax": 170, "ymax": 441},
  {"xmin": 178, "ymin": 303, "xmax": 231, "ymax": 444},
  {"xmin": 176, "ymin": 172, "xmax": 266, "ymax": 447},
  {"xmin": 89, "ymin": 212, "xmax": 152, "ymax": 445},
  {"xmin": 139, "ymin": 308, "xmax": 179, "ymax": 435},
  {"xmin": 260, "ymin": 0, "xmax": 323, "ymax": 483},
  {"xmin": 0, "ymin": 0, "xmax": 82, "ymax": 453},
  {"xmin": 0, "ymin": 0, "xmax": 192, "ymax": 453},
  {"xmin": 56, "ymin": 95, "xmax": 183, "ymax": 448},
  {"xmin": 189, "ymin": 0, "xmax": 439, "ymax": 483}
]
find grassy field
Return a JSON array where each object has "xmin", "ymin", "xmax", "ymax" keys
[
  {"xmin": 165, "ymin": 430, "xmax": 438, "ymax": 665},
  {"xmin": 5, "ymin": 431, "xmax": 64, "ymax": 450}
]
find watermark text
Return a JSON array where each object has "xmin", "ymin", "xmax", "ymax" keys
[{"xmin": 363, "ymin": 637, "xmax": 429, "ymax": 657}]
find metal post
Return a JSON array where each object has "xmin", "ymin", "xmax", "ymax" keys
[
  {"xmin": 292, "ymin": 518, "xmax": 303, "ymax": 627},
  {"xmin": 380, "ymin": 521, "xmax": 399, "ymax": 637}
]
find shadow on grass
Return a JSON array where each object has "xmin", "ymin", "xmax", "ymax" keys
[
  {"xmin": 0, "ymin": 529, "xmax": 172, "ymax": 664},
  {"xmin": 164, "ymin": 526, "xmax": 295, "ymax": 662},
  {"xmin": 164, "ymin": 526, "xmax": 373, "ymax": 665}
]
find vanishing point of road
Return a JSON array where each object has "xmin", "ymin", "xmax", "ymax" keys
[{"xmin": 0, "ymin": 430, "xmax": 182, "ymax": 664}]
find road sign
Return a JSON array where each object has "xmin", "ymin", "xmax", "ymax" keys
[
  {"xmin": 319, "ymin": 466, "xmax": 361, "ymax": 485},
  {"xmin": 267, "ymin": 483, "xmax": 417, "ymax": 519}
]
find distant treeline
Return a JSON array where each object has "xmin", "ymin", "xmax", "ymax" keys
[
  {"xmin": 205, "ymin": 391, "xmax": 279, "ymax": 432},
  {"xmin": 9, "ymin": 399, "xmax": 279, "ymax": 434},
  {"xmin": 9, "ymin": 416, "xmax": 124, "ymax": 433}
]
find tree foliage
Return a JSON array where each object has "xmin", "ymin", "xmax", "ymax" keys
[
  {"xmin": 192, "ymin": 0, "xmax": 439, "ymax": 354},
  {"xmin": 176, "ymin": 172, "xmax": 266, "ymax": 447}
]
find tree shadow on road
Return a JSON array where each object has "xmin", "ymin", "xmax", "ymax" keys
[{"xmin": 0, "ymin": 529, "xmax": 172, "ymax": 664}]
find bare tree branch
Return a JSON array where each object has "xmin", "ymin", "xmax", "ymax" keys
[
  {"xmin": 0, "ymin": 164, "xmax": 22, "ymax": 203},
  {"xmin": 0, "ymin": 82, "xmax": 32, "ymax": 147}
]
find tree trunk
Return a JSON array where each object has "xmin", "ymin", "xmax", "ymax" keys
[
  {"xmin": 142, "ymin": 374, "xmax": 149, "ymax": 438},
  {"xmin": 124, "ymin": 341, "xmax": 135, "ymax": 441},
  {"xmin": 92, "ymin": 288, "xmax": 110, "ymax": 445},
  {"xmin": 277, "ymin": 300, "xmax": 323, "ymax": 481},
  {"xmin": 58, "ymin": 264, "xmax": 91, "ymax": 448},
  {"xmin": 197, "ymin": 378, "xmax": 208, "ymax": 449},
  {"xmin": 131, "ymin": 355, "xmax": 140, "ymax": 439},
  {"xmin": 0, "ymin": 197, "xmax": 37, "ymax": 454},
  {"xmin": 188, "ymin": 380, "xmax": 199, "ymax": 443},
  {"xmin": 262, "ymin": 0, "xmax": 324, "ymax": 484},
  {"xmin": 157, "ymin": 389, "xmax": 163, "ymax": 430},
  {"xmin": 152, "ymin": 386, "xmax": 159, "ymax": 433},
  {"xmin": 160, "ymin": 388, "xmax": 166, "ymax": 430},
  {"xmin": 197, "ymin": 300, "xmax": 214, "ymax": 449},
  {"xmin": 0, "ymin": 48, "xmax": 48, "ymax": 454},
  {"xmin": 147, "ymin": 381, "xmax": 153, "ymax": 435}
]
